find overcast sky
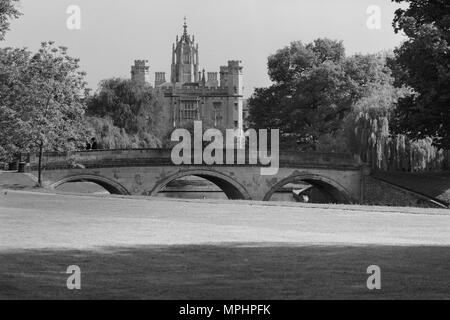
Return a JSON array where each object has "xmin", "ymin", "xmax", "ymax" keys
[{"xmin": 3, "ymin": 0, "xmax": 406, "ymax": 97}]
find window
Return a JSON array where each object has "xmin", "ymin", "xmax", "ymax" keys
[
  {"xmin": 183, "ymin": 45, "xmax": 191, "ymax": 64},
  {"xmin": 181, "ymin": 100, "xmax": 198, "ymax": 120},
  {"xmin": 183, "ymin": 53, "xmax": 190, "ymax": 64},
  {"xmin": 213, "ymin": 102, "xmax": 223, "ymax": 126}
]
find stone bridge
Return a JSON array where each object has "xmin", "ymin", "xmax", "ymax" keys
[{"xmin": 26, "ymin": 149, "xmax": 369, "ymax": 203}]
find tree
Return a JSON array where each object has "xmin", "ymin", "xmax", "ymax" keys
[
  {"xmin": 0, "ymin": 0, "xmax": 21, "ymax": 41},
  {"xmin": 0, "ymin": 42, "xmax": 90, "ymax": 185},
  {"xmin": 390, "ymin": 0, "xmax": 450, "ymax": 149},
  {"xmin": 85, "ymin": 116, "xmax": 162, "ymax": 149},
  {"xmin": 87, "ymin": 78, "xmax": 168, "ymax": 146},
  {"xmin": 248, "ymin": 39, "xmax": 394, "ymax": 150}
]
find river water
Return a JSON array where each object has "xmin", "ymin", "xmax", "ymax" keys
[{"xmin": 56, "ymin": 176, "xmax": 300, "ymax": 202}]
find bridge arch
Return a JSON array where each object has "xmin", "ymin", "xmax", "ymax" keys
[
  {"xmin": 263, "ymin": 173, "xmax": 353, "ymax": 204},
  {"xmin": 50, "ymin": 174, "xmax": 130, "ymax": 195},
  {"xmin": 149, "ymin": 169, "xmax": 251, "ymax": 200}
]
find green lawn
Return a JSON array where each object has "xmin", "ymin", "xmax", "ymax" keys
[
  {"xmin": 1, "ymin": 189, "xmax": 449, "ymax": 300},
  {"xmin": 1, "ymin": 244, "xmax": 449, "ymax": 299}
]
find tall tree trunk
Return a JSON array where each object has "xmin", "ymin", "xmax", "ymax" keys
[{"xmin": 38, "ymin": 141, "xmax": 43, "ymax": 187}]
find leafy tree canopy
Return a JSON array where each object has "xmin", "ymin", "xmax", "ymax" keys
[
  {"xmin": 0, "ymin": 0, "xmax": 21, "ymax": 41},
  {"xmin": 390, "ymin": 0, "xmax": 450, "ymax": 149},
  {"xmin": 0, "ymin": 42, "xmax": 90, "ymax": 164},
  {"xmin": 87, "ymin": 78, "xmax": 168, "ymax": 144},
  {"xmin": 86, "ymin": 116, "xmax": 162, "ymax": 149},
  {"xmin": 248, "ymin": 39, "xmax": 394, "ymax": 150}
]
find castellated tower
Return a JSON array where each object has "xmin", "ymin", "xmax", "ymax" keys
[
  {"xmin": 227, "ymin": 60, "xmax": 244, "ymax": 96},
  {"xmin": 227, "ymin": 60, "xmax": 244, "ymax": 131},
  {"xmin": 131, "ymin": 60, "xmax": 150, "ymax": 85}
]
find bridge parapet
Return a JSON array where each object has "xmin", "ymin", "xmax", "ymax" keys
[{"xmin": 23, "ymin": 149, "xmax": 363, "ymax": 171}]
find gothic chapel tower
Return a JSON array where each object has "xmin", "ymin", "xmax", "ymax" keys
[{"xmin": 171, "ymin": 18, "xmax": 199, "ymax": 84}]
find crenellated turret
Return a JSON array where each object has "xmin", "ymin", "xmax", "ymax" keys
[
  {"xmin": 227, "ymin": 60, "xmax": 243, "ymax": 96},
  {"xmin": 131, "ymin": 60, "xmax": 150, "ymax": 85}
]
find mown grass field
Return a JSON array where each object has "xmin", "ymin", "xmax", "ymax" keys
[
  {"xmin": 1, "ymin": 245, "xmax": 450, "ymax": 299},
  {"xmin": 0, "ymin": 189, "xmax": 449, "ymax": 299}
]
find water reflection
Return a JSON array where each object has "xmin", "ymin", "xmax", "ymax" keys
[
  {"xmin": 57, "ymin": 177, "xmax": 338, "ymax": 204},
  {"xmin": 56, "ymin": 182, "xmax": 110, "ymax": 194}
]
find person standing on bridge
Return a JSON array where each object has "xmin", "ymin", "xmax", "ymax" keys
[{"xmin": 91, "ymin": 137, "xmax": 98, "ymax": 150}]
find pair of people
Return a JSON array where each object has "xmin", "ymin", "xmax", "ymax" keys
[{"xmin": 85, "ymin": 138, "xmax": 98, "ymax": 150}]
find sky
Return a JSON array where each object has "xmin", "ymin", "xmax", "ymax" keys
[{"xmin": 3, "ymin": 0, "xmax": 406, "ymax": 98}]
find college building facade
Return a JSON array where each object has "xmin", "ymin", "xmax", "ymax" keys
[{"xmin": 131, "ymin": 20, "xmax": 245, "ymax": 132}]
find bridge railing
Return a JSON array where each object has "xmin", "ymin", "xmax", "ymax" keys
[{"xmin": 21, "ymin": 148, "xmax": 363, "ymax": 170}]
